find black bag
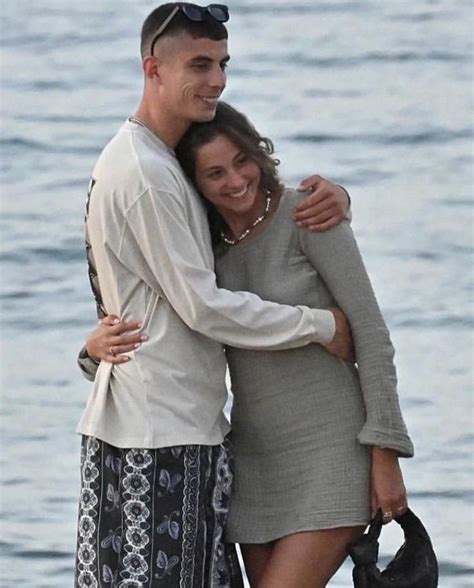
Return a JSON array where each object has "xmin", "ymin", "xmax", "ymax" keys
[{"xmin": 348, "ymin": 508, "xmax": 438, "ymax": 587}]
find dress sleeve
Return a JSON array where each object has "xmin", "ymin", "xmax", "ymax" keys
[
  {"xmin": 299, "ymin": 220, "xmax": 414, "ymax": 457},
  {"xmin": 117, "ymin": 187, "xmax": 335, "ymax": 350},
  {"xmin": 77, "ymin": 345, "xmax": 99, "ymax": 382}
]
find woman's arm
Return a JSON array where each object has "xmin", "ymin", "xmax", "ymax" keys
[{"xmin": 299, "ymin": 219, "xmax": 414, "ymax": 458}]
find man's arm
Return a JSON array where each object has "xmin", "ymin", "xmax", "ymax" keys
[
  {"xmin": 293, "ymin": 175, "xmax": 351, "ymax": 231},
  {"xmin": 117, "ymin": 187, "xmax": 339, "ymax": 351}
]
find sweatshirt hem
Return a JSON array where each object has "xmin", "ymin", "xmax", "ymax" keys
[{"xmin": 76, "ymin": 423, "xmax": 231, "ymax": 450}]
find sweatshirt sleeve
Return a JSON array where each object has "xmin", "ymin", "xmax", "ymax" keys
[
  {"xmin": 299, "ymin": 220, "xmax": 414, "ymax": 457},
  {"xmin": 116, "ymin": 188, "xmax": 335, "ymax": 350}
]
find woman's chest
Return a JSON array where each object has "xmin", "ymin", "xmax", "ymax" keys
[{"xmin": 215, "ymin": 235, "xmax": 333, "ymax": 308}]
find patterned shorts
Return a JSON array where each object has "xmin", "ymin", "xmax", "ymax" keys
[{"xmin": 75, "ymin": 435, "xmax": 243, "ymax": 588}]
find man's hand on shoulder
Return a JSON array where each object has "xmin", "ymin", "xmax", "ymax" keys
[{"xmin": 293, "ymin": 175, "xmax": 350, "ymax": 232}]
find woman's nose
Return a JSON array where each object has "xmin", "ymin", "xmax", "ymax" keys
[{"xmin": 227, "ymin": 170, "xmax": 245, "ymax": 189}]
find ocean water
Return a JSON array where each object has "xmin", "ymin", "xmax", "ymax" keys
[{"xmin": 1, "ymin": 1, "xmax": 473, "ymax": 586}]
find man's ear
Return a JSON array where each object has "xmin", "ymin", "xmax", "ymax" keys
[{"xmin": 143, "ymin": 55, "xmax": 162, "ymax": 80}]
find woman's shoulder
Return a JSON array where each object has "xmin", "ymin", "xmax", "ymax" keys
[{"xmin": 280, "ymin": 186, "xmax": 306, "ymax": 208}]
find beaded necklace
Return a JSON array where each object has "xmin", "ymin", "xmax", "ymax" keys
[{"xmin": 220, "ymin": 195, "xmax": 272, "ymax": 246}]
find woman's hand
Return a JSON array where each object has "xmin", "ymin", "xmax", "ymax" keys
[
  {"xmin": 86, "ymin": 315, "xmax": 146, "ymax": 365},
  {"xmin": 293, "ymin": 175, "xmax": 350, "ymax": 231},
  {"xmin": 371, "ymin": 447, "xmax": 408, "ymax": 524}
]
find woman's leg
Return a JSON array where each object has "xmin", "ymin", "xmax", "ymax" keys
[
  {"xmin": 240, "ymin": 542, "xmax": 274, "ymax": 586},
  {"xmin": 257, "ymin": 526, "xmax": 366, "ymax": 588}
]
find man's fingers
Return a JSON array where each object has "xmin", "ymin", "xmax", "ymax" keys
[
  {"xmin": 297, "ymin": 174, "xmax": 323, "ymax": 192},
  {"xmin": 307, "ymin": 217, "xmax": 340, "ymax": 232},
  {"xmin": 294, "ymin": 198, "xmax": 335, "ymax": 222}
]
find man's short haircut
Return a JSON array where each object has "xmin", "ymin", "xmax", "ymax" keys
[{"xmin": 141, "ymin": 3, "xmax": 228, "ymax": 58}]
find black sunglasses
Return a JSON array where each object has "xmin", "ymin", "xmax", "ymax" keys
[{"xmin": 150, "ymin": 3, "xmax": 229, "ymax": 55}]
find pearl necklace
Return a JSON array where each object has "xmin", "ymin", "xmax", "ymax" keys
[{"xmin": 221, "ymin": 195, "xmax": 272, "ymax": 246}]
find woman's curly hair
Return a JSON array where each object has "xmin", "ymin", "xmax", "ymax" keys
[{"xmin": 175, "ymin": 101, "xmax": 282, "ymax": 244}]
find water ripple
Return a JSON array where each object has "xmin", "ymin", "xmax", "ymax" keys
[{"xmin": 287, "ymin": 128, "xmax": 471, "ymax": 146}]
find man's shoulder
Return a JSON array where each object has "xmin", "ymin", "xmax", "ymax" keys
[{"xmin": 94, "ymin": 126, "xmax": 190, "ymax": 201}]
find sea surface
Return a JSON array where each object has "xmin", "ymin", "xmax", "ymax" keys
[{"xmin": 1, "ymin": 1, "xmax": 473, "ymax": 586}]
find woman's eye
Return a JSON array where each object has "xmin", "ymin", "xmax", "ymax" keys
[{"xmin": 236, "ymin": 156, "xmax": 248, "ymax": 166}]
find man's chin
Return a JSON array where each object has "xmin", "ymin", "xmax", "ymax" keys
[
  {"xmin": 191, "ymin": 101, "xmax": 218, "ymax": 121},
  {"xmin": 194, "ymin": 108, "xmax": 217, "ymax": 122}
]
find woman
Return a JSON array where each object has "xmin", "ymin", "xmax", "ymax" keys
[{"xmin": 83, "ymin": 102, "xmax": 413, "ymax": 587}]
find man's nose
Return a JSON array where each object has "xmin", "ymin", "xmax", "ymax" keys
[{"xmin": 209, "ymin": 65, "xmax": 226, "ymax": 90}]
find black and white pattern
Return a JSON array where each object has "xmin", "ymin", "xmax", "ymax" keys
[{"xmin": 75, "ymin": 436, "xmax": 243, "ymax": 587}]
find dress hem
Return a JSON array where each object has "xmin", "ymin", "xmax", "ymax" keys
[{"xmin": 226, "ymin": 516, "xmax": 370, "ymax": 544}]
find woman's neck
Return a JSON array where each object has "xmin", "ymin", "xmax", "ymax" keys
[
  {"xmin": 218, "ymin": 190, "xmax": 281, "ymax": 243},
  {"xmin": 220, "ymin": 195, "xmax": 267, "ymax": 239}
]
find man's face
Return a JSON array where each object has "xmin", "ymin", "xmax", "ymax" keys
[{"xmin": 156, "ymin": 34, "xmax": 229, "ymax": 124}]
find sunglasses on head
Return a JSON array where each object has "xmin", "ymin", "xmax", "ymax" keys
[{"xmin": 150, "ymin": 3, "xmax": 229, "ymax": 55}]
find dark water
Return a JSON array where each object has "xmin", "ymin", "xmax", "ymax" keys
[{"xmin": 1, "ymin": 1, "xmax": 473, "ymax": 586}]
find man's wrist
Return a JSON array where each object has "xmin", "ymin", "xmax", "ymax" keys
[
  {"xmin": 337, "ymin": 184, "xmax": 351, "ymax": 209},
  {"xmin": 311, "ymin": 309, "xmax": 335, "ymax": 345}
]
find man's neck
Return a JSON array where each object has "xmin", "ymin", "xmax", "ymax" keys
[{"xmin": 133, "ymin": 102, "xmax": 190, "ymax": 150}]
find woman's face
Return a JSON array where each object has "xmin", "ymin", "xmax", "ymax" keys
[{"xmin": 194, "ymin": 134, "xmax": 263, "ymax": 220}]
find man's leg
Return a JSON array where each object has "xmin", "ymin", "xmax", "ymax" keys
[
  {"xmin": 75, "ymin": 435, "xmax": 122, "ymax": 586},
  {"xmin": 75, "ymin": 435, "xmax": 243, "ymax": 587}
]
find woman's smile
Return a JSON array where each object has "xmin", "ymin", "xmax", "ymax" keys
[{"xmin": 195, "ymin": 133, "xmax": 264, "ymax": 233}]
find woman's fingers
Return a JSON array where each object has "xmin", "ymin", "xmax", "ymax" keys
[
  {"xmin": 100, "ymin": 319, "xmax": 143, "ymax": 336},
  {"xmin": 99, "ymin": 314, "xmax": 121, "ymax": 326},
  {"xmin": 104, "ymin": 347, "xmax": 130, "ymax": 364},
  {"xmin": 106, "ymin": 333, "xmax": 148, "ymax": 362},
  {"xmin": 86, "ymin": 318, "xmax": 146, "ymax": 361},
  {"xmin": 111, "ymin": 332, "xmax": 147, "ymax": 347}
]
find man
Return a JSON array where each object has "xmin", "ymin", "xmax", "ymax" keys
[{"xmin": 75, "ymin": 4, "xmax": 351, "ymax": 586}]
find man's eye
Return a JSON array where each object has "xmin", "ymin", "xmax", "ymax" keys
[
  {"xmin": 193, "ymin": 64, "xmax": 208, "ymax": 71},
  {"xmin": 220, "ymin": 62, "xmax": 228, "ymax": 71}
]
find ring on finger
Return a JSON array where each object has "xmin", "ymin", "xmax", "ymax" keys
[
  {"xmin": 396, "ymin": 506, "xmax": 407, "ymax": 514},
  {"xmin": 109, "ymin": 346, "xmax": 116, "ymax": 356},
  {"xmin": 383, "ymin": 510, "xmax": 393, "ymax": 519}
]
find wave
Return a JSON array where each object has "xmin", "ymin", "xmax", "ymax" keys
[{"xmin": 287, "ymin": 128, "xmax": 472, "ymax": 146}]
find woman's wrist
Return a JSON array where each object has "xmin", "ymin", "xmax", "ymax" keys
[{"xmin": 372, "ymin": 446, "xmax": 399, "ymax": 462}]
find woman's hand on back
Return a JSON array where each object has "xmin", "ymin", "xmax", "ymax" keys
[{"xmin": 86, "ymin": 315, "xmax": 146, "ymax": 364}]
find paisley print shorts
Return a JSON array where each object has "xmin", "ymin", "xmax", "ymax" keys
[{"xmin": 74, "ymin": 435, "xmax": 243, "ymax": 587}]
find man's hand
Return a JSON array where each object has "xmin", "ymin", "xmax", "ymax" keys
[
  {"xmin": 323, "ymin": 306, "xmax": 355, "ymax": 363},
  {"xmin": 294, "ymin": 175, "xmax": 350, "ymax": 231}
]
